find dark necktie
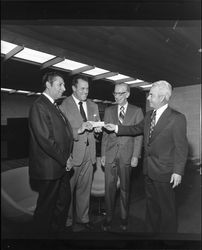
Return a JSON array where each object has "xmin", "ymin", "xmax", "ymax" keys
[
  {"xmin": 54, "ymin": 102, "xmax": 66, "ymax": 123},
  {"xmin": 149, "ymin": 110, "xmax": 156, "ymax": 141},
  {"xmin": 79, "ymin": 101, "xmax": 87, "ymax": 122},
  {"xmin": 119, "ymin": 106, "xmax": 125, "ymax": 124}
]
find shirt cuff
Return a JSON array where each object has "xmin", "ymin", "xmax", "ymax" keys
[{"xmin": 115, "ymin": 125, "xmax": 118, "ymax": 133}]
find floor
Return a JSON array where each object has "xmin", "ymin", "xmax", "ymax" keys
[{"xmin": 1, "ymin": 159, "xmax": 201, "ymax": 249}]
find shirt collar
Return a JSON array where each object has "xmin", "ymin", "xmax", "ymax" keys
[
  {"xmin": 72, "ymin": 94, "xmax": 86, "ymax": 105},
  {"xmin": 156, "ymin": 103, "xmax": 168, "ymax": 116},
  {"xmin": 118, "ymin": 102, "xmax": 128, "ymax": 111},
  {"xmin": 43, "ymin": 92, "xmax": 54, "ymax": 104}
]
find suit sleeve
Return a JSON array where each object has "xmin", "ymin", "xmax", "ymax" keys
[
  {"xmin": 29, "ymin": 103, "xmax": 68, "ymax": 166},
  {"xmin": 172, "ymin": 114, "xmax": 188, "ymax": 175},
  {"xmin": 132, "ymin": 108, "xmax": 144, "ymax": 158},
  {"xmin": 118, "ymin": 119, "xmax": 144, "ymax": 136},
  {"xmin": 101, "ymin": 108, "xmax": 111, "ymax": 157}
]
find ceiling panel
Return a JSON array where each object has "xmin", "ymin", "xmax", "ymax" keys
[{"xmin": 1, "ymin": 21, "xmax": 201, "ymax": 95}]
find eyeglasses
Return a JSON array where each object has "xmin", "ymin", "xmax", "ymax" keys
[{"xmin": 113, "ymin": 92, "xmax": 126, "ymax": 96}]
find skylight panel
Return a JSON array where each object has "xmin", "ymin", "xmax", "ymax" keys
[
  {"xmin": 14, "ymin": 48, "xmax": 55, "ymax": 63},
  {"xmin": 106, "ymin": 74, "xmax": 130, "ymax": 81},
  {"xmin": 125, "ymin": 79, "xmax": 144, "ymax": 84},
  {"xmin": 1, "ymin": 41, "xmax": 18, "ymax": 54},
  {"xmin": 83, "ymin": 67, "xmax": 109, "ymax": 76},
  {"xmin": 54, "ymin": 59, "xmax": 87, "ymax": 71}
]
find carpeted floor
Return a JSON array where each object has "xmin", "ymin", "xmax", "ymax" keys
[{"xmin": 1, "ymin": 160, "xmax": 201, "ymax": 249}]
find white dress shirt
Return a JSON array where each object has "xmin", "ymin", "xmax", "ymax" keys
[
  {"xmin": 155, "ymin": 103, "xmax": 168, "ymax": 125},
  {"xmin": 72, "ymin": 94, "xmax": 88, "ymax": 119}
]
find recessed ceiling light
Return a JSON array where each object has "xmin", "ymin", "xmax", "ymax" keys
[
  {"xmin": 106, "ymin": 74, "xmax": 129, "ymax": 81},
  {"xmin": 125, "ymin": 79, "xmax": 143, "ymax": 84},
  {"xmin": 139, "ymin": 84, "xmax": 152, "ymax": 89},
  {"xmin": 83, "ymin": 67, "xmax": 109, "ymax": 76},
  {"xmin": 1, "ymin": 40, "xmax": 18, "ymax": 54},
  {"xmin": 14, "ymin": 48, "xmax": 55, "ymax": 63},
  {"xmin": 54, "ymin": 59, "xmax": 87, "ymax": 70}
]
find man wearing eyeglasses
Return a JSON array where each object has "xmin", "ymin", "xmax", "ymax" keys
[{"xmin": 101, "ymin": 83, "xmax": 144, "ymax": 231}]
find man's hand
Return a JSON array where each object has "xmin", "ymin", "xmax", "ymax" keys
[
  {"xmin": 104, "ymin": 123, "xmax": 116, "ymax": 131},
  {"xmin": 100, "ymin": 156, "xmax": 106, "ymax": 166},
  {"xmin": 66, "ymin": 155, "xmax": 73, "ymax": 171},
  {"xmin": 94, "ymin": 126, "xmax": 102, "ymax": 133},
  {"xmin": 78, "ymin": 122, "xmax": 93, "ymax": 134},
  {"xmin": 170, "ymin": 173, "xmax": 182, "ymax": 188},
  {"xmin": 131, "ymin": 157, "xmax": 138, "ymax": 167}
]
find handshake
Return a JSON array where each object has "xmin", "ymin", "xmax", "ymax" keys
[{"xmin": 78, "ymin": 122, "xmax": 116, "ymax": 134}]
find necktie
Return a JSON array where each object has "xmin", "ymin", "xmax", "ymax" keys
[
  {"xmin": 79, "ymin": 101, "xmax": 87, "ymax": 122},
  {"xmin": 119, "ymin": 106, "xmax": 125, "ymax": 124},
  {"xmin": 149, "ymin": 110, "xmax": 156, "ymax": 141},
  {"xmin": 54, "ymin": 102, "xmax": 66, "ymax": 123}
]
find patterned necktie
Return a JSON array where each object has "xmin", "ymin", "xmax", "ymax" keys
[
  {"xmin": 149, "ymin": 110, "xmax": 156, "ymax": 141},
  {"xmin": 79, "ymin": 101, "xmax": 87, "ymax": 122},
  {"xmin": 119, "ymin": 106, "xmax": 125, "ymax": 124}
]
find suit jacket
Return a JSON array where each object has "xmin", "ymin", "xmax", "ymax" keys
[
  {"xmin": 101, "ymin": 104, "xmax": 144, "ymax": 165},
  {"xmin": 60, "ymin": 96, "xmax": 100, "ymax": 166},
  {"xmin": 118, "ymin": 107, "xmax": 188, "ymax": 182},
  {"xmin": 29, "ymin": 94, "xmax": 73, "ymax": 180}
]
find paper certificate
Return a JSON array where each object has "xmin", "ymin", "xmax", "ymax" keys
[{"xmin": 89, "ymin": 121, "xmax": 105, "ymax": 127}]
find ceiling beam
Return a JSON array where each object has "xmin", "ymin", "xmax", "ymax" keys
[
  {"xmin": 4, "ymin": 45, "xmax": 24, "ymax": 61},
  {"xmin": 40, "ymin": 56, "xmax": 65, "ymax": 70},
  {"xmin": 69, "ymin": 65, "xmax": 95, "ymax": 76},
  {"xmin": 92, "ymin": 72, "xmax": 118, "ymax": 81}
]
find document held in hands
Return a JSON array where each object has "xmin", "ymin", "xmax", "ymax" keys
[{"xmin": 89, "ymin": 121, "xmax": 105, "ymax": 127}]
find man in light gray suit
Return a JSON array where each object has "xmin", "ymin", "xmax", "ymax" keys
[
  {"xmin": 101, "ymin": 83, "xmax": 144, "ymax": 231},
  {"xmin": 60, "ymin": 75, "xmax": 101, "ymax": 232}
]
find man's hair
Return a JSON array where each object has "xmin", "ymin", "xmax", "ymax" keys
[
  {"xmin": 42, "ymin": 71, "xmax": 64, "ymax": 88},
  {"xmin": 72, "ymin": 75, "xmax": 89, "ymax": 87},
  {"xmin": 114, "ymin": 82, "xmax": 130, "ymax": 94},
  {"xmin": 152, "ymin": 80, "xmax": 172, "ymax": 101}
]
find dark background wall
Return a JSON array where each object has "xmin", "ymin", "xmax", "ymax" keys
[{"xmin": 1, "ymin": 86, "xmax": 146, "ymax": 160}]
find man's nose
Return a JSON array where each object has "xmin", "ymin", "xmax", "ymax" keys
[{"xmin": 62, "ymin": 85, "xmax": 66, "ymax": 91}]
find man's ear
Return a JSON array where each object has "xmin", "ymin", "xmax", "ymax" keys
[
  {"xmin": 126, "ymin": 92, "xmax": 130, "ymax": 99},
  {"xmin": 72, "ymin": 85, "xmax": 76, "ymax": 92},
  {"xmin": 46, "ymin": 81, "xmax": 51, "ymax": 89},
  {"xmin": 160, "ymin": 95, "xmax": 165, "ymax": 103}
]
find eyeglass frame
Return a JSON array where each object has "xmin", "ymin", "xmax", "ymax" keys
[{"xmin": 113, "ymin": 91, "xmax": 127, "ymax": 96}]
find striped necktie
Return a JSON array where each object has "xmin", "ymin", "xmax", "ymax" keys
[
  {"xmin": 149, "ymin": 110, "xmax": 156, "ymax": 141},
  {"xmin": 119, "ymin": 106, "xmax": 125, "ymax": 124}
]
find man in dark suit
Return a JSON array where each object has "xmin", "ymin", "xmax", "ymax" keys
[
  {"xmin": 105, "ymin": 80, "xmax": 188, "ymax": 233},
  {"xmin": 101, "ymin": 83, "xmax": 144, "ymax": 231},
  {"xmin": 60, "ymin": 75, "xmax": 101, "ymax": 232},
  {"xmin": 29, "ymin": 72, "xmax": 74, "ymax": 235}
]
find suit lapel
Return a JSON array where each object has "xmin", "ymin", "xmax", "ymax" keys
[
  {"xmin": 149, "ymin": 107, "xmax": 172, "ymax": 144},
  {"xmin": 122, "ymin": 104, "xmax": 132, "ymax": 125},
  {"xmin": 86, "ymin": 100, "xmax": 94, "ymax": 121},
  {"xmin": 113, "ymin": 105, "xmax": 119, "ymax": 124},
  {"xmin": 70, "ymin": 96, "xmax": 83, "ymax": 123}
]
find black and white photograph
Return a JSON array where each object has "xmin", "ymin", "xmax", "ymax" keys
[{"xmin": 1, "ymin": 1, "xmax": 201, "ymax": 249}]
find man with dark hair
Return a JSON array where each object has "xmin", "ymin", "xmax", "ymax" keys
[
  {"xmin": 60, "ymin": 75, "xmax": 101, "ymax": 232},
  {"xmin": 101, "ymin": 83, "xmax": 144, "ymax": 231},
  {"xmin": 105, "ymin": 80, "xmax": 188, "ymax": 233},
  {"xmin": 29, "ymin": 71, "xmax": 74, "ymax": 235}
]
